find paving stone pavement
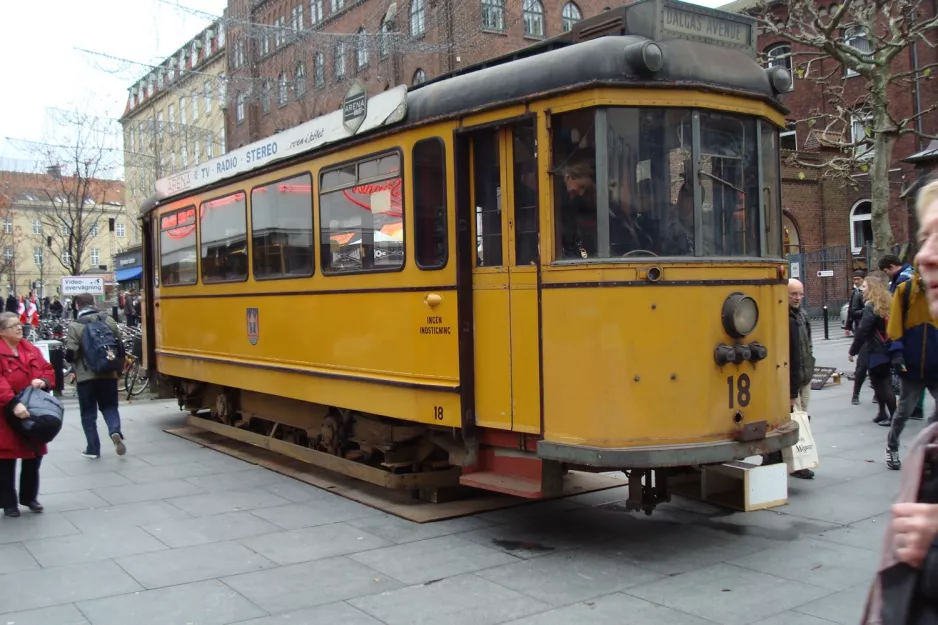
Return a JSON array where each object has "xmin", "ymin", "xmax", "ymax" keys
[{"xmin": 0, "ymin": 339, "xmax": 923, "ymax": 625}]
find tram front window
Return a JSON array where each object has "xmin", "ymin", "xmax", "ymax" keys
[{"xmin": 552, "ymin": 107, "xmax": 775, "ymax": 260}]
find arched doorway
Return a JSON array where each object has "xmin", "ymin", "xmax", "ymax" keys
[
  {"xmin": 783, "ymin": 211, "xmax": 801, "ymax": 256},
  {"xmin": 850, "ymin": 199, "xmax": 873, "ymax": 255}
]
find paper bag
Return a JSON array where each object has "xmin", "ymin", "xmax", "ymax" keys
[{"xmin": 782, "ymin": 410, "xmax": 819, "ymax": 472}]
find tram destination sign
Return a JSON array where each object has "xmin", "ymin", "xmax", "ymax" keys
[
  {"xmin": 661, "ymin": 4, "xmax": 752, "ymax": 47},
  {"xmin": 156, "ymin": 85, "xmax": 408, "ymax": 199}
]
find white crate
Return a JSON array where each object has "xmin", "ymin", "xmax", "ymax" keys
[{"xmin": 700, "ymin": 461, "xmax": 788, "ymax": 512}]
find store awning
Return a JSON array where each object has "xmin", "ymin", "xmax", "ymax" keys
[{"xmin": 115, "ymin": 266, "xmax": 142, "ymax": 282}]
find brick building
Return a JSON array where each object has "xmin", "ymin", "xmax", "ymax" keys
[
  {"xmin": 224, "ymin": 0, "xmax": 612, "ymax": 148},
  {"xmin": 721, "ymin": 0, "xmax": 938, "ymax": 274}
]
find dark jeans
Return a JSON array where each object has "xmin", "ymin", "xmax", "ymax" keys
[
  {"xmin": 888, "ymin": 377, "xmax": 938, "ymax": 452},
  {"xmin": 78, "ymin": 377, "xmax": 122, "ymax": 456},
  {"xmin": 852, "ymin": 345, "xmax": 869, "ymax": 397},
  {"xmin": 0, "ymin": 457, "xmax": 41, "ymax": 508},
  {"xmin": 869, "ymin": 364, "xmax": 896, "ymax": 418}
]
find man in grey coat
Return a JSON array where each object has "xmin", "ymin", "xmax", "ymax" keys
[{"xmin": 65, "ymin": 293, "xmax": 127, "ymax": 459}]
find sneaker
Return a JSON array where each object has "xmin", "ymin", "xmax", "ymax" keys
[
  {"xmin": 111, "ymin": 433, "xmax": 126, "ymax": 457},
  {"xmin": 790, "ymin": 469, "xmax": 815, "ymax": 479},
  {"xmin": 874, "ymin": 413, "xmax": 890, "ymax": 425},
  {"xmin": 3, "ymin": 507, "xmax": 20, "ymax": 517},
  {"xmin": 886, "ymin": 449, "xmax": 901, "ymax": 470},
  {"xmin": 851, "ymin": 395, "xmax": 860, "ymax": 406},
  {"xmin": 80, "ymin": 450, "xmax": 100, "ymax": 459}
]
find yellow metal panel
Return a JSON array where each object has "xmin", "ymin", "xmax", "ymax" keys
[
  {"xmin": 472, "ymin": 283, "xmax": 513, "ymax": 430},
  {"xmin": 509, "ymin": 276, "xmax": 541, "ymax": 434}
]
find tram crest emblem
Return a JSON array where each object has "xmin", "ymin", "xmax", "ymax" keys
[{"xmin": 246, "ymin": 308, "xmax": 259, "ymax": 345}]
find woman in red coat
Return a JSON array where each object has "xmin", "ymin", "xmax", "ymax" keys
[{"xmin": 0, "ymin": 311, "xmax": 55, "ymax": 517}]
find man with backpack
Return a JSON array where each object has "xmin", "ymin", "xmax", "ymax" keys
[{"xmin": 64, "ymin": 293, "xmax": 127, "ymax": 459}]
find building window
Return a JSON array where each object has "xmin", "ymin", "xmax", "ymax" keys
[
  {"xmin": 262, "ymin": 27, "xmax": 270, "ymax": 56},
  {"xmin": 411, "ymin": 0, "xmax": 426, "ymax": 37},
  {"xmin": 252, "ymin": 173, "xmax": 315, "ymax": 279},
  {"xmin": 379, "ymin": 22, "xmax": 390, "ymax": 58},
  {"xmin": 262, "ymin": 80, "xmax": 272, "ymax": 113},
  {"xmin": 160, "ymin": 206, "xmax": 198, "ymax": 285},
  {"xmin": 201, "ymin": 192, "xmax": 248, "ymax": 283},
  {"xmin": 275, "ymin": 15, "xmax": 287, "ymax": 48},
  {"xmin": 194, "ymin": 140, "xmax": 200, "ymax": 164},
  {"xmin": 191, "ymin": 42, "xmax": 199, "ymax": 67},
  {"xmin": 482, "ymin": 0, "xmax": 505, "ymax": 31},
  {"xmin": 562, "ymin": 2, "xmax": 581, "ymax": 32},
  {"xmin": 156, "ymin": 112, "xmax": 164, "ymax": 139},
  {"xmin": 278, "ymin": 72, "xmax": 288, "ymax": 106},
  {"xmin": 295, "ymin": 62, "xmax": 307, "ymax": 97},
  {"xmin": 523, "ymin": 0, "xmax": 545, "ymax": 37},
  {"xmin": 236, "ymin": 92, "xmax": 245, "ymax": 123},
  {"xmin": 765, "ymin": 43, "xmax": 792, "ymax": 72},
  {"xmin": 315, "ymin": 52, "xmax": 325, "ymax": 87},
  {"xmin": 180, "ymin": 96, "xmax": 187, "ymax": 126},
  {"xmin": 204, "ymin": 80, "xmax": 212, "ymax": 114},
  {"xmin": 845, "ymin": 26, "xmax": 872, "ymax": 77},
  {"xmin": 90, "ymin": 248, "xmax": 100, "ymax": 266},
  {"xmin": 218, "ymin": 74, "xmax": 226, "ymax": 105},
  {"xmin": 357, "ymin": 28, "xmax": 369, "ymax": 69},
  {"xmin": 320, "ymin": 152, "xmax": 403, "ymax": 273},
  {"xmin": 310, "ymin": 0, "xmax": 323, "ymax": 24},
  {"xmin": 780, "ymin": 121, "xmax": 797, "ymax": 150},
  {"xmin": 335, "ymin": 42, "xmax": 346, "ymax": 79},
  {"xmin": 191, "ymin": 91, "xmax": 199, "ymax": 120},
  {"xmin": 783, "ymin": 212, "xmax": 801, "ymax": 255},
  {"xmin": 851, "ymin": 109, "xmax": 873, "ymax": 158},
  {"xmin": 291, "ymin": 4, "xmax": 304, "ymax": 31},
  {"xmin": 182, "ymin": 146, "xmax": 189, "ymax": 169},
  {"xmin": 2, "ymin": 220, "xmax": 10, "ymax": 234},
  {"xmin": 850, "ymin": 200, "xmax": 873, "ymax": 254},
  {"xmin": 90, "ymin": 223, "xmax": 99, "ymax": 236},
  {"xmin": 234, "ymin": 39, "xmax": 245, "ymax": 68},
  {"xmin": 333, "ymin": 0, "xmax": 345, "ymax": 12},
  {"xmin": 218, "ymin": 22, "xmax": 225, "ymax": 47},
  {"xmin": 62, "ymin": 250, "xmax": 72, "ymax": 266},
  {"xmin": 33, "ymin": 247, "xmax": 42, "ymax": 266},
  {"xmin": 32, "ymin": 220, "xmax": 41, "ymax": 235},
  {"xmin": 413, "ymin": 138, "xmax": 447, "ymax": 269},
  {"xmin": 170, "ymin": 152, "xmax": 176, "ymax": 173},
  {"xmin": 116, "ymin": 222, "xmax": 125, "ymax": 238},
  {"xmin": 413, "ymin": 68, "xmax": 427, "ymax": 85},
  {"xmin": 167, "ymin": 104, "xmax": 175, "ymax": 134},
  {"xmin": 3, "ymin": 248, "xmax": 12, "ymax": 262},
  {"xmin": 206, "ymin": 136, "xmax": 214, "ymax": 159}
]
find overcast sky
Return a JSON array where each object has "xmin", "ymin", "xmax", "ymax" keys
[{"xmin": 0, "ymin": 0, "xmax": 727, "ymax": 172}]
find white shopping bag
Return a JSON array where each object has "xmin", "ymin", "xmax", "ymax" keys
[{"xmin": 782, "ymin": 410, "xmax": 819, "ymax": 472}]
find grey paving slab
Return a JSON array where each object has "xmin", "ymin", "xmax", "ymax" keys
[
  {"xmin": 0, "ymin": 560, "xmax": 143, "ymax": 614},
  {"xmin": 728, "ymin": 537, "xmax": 877, "ymax": 592},
  {"xmin": 263, "ymin": 481, "xmax": 334, "ymax": 503},
  {"xmin": 248, "ymin": 498, "xmax": 382, "ymax": 530},
  {"xmin": 477, "ymin": 550, "xmax": 664, "ymax": 608},
  {"xmin": 76, "ymin": 579, "xmax": 266, "ymax": 625},
  {"xmin": 50, "ymin": 457, "xmax": 153, "ymax": 477},
  {"xmin": 0, "ymin": 513, "xmax": 80, "ymax": 544},
  {"xmin": 142, "ymin": 510, "xmax": 283, "ymax": 548},
  {"xmin": 625, "ymin": 563, "xmax": 834, "ymax": 625},
  {"xmin": 0, "ymin": 543, "xmax": 40, "ymax": 574},
  {"xmin": 195, "ymin": 453, "xmax": 260, "ymax": 473},
  {"xmin": 239, "ymin": 522, "xmax": 391, "ymax": 565},
  {"xmin": 183, "ymin": 467, "xmax": 289, "ymax": 492},
  {"xmin": 23, "ymin": 525, "xmax": 168, "ymax": 568},
  {"xmin": 33, "ymin": 489, "xmax": 110, "ymax": 513},
  {"xmin": 350, "ymin": 573, "xmax": 550, "ymax": 625},
  {"xmin": 794, "ymin": 583, "xmax": 871, "ymax": 625},
  {"xmin": 475, "ymin": 499, "xmax": 585, "ymax": 525},
  {"xmin": 93, "ymin": 478, "xmax": 207, "ymax": 505},
  {"xmin": 233, "ymin": 602, "xmax": 384, "ymax": 625},
  {"xmin": 348, "ymin": 511, "xmax": 492, "ymax": 544},
  {"xmin": 115, "ymin": 461, "xmax": 221, "ymax": 484},
  {"xmin": 0, "ymin": 604, "xmax": 90, "ymax": 625},
  {"xmin": 166, "ymin": 488, "xmax": 292, "ymax": 517},
  {"xmin": 349, "ymin": 534, "xmax": 521, "ymax": 585},
  {"xmin": 458, "ymin": 514, "xmax": 606, "ymax": 560},
  {"xmin": 751, "ymin": 612, "xmax": 845, "ymax": 625},
  {"xmin": 773, "ymin": 485, "xmax": 895, "ymax": 525},
  {"xmin": 222, "ymin": 556, "xmax": 404, "ymax": 613},
  {"xmin": 114, "ymin": 539, "xmax": 276, "ymax": 589},
  {"xmin": 813, "ymin": 512, "xmax": 889, "ymax": 551},
  {"xmin": 133, "ymin": 449, "xmax": 220, "ymax": 466},
  {"xmin": 38, "ymin": 471, "xmax": 134, "ymax": 494},
  {"xmin": 502, "ymin": 592, "xmax": 714, "ymax": 625},
  {"xmin": 561, "ymin": 485, "xmax": 631, "ymax": 507},
  {"xmin": 63, "ymin": 500, "xmax": 191, "ymax": 530}
]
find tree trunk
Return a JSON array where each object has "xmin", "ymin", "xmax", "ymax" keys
[{"xmin": 871, "ymin": 87, "xmax": 898, "ymax": 263}]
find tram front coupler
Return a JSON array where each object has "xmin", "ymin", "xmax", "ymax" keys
[{"xmin": 625, "ymin": 469, "xmax": 671, "ymax": 516}]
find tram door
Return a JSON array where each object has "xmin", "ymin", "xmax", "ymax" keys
[{"xmin": 458, "ymin": 120, "xmax": 541, "ymax": 434}]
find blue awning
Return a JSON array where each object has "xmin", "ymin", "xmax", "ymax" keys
[{"xmin": 115, "ymin": 266, "xmax": 142, "ymax": 282}]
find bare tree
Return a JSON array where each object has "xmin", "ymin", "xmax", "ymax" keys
[{"xmin": 751, "ymin": 0, "xmax": 938, "ymax": 259}]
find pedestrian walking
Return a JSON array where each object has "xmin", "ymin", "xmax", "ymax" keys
[
  {"xmin": 882, "ymin": 252, "xmax": 927, "ymax": 422},
  {"xmin": 848, "ymin": 271, "xmax": 895, "ymax": 427},
  {"xmin": 64, "ymin": 293, "xmax": 127, "ymax": 459},
  {"xmin": 847, "ymin": 270, "xmax": 874, "ymax": 407},
  {"xmin": 0, "ymin": 311, "xmax": 55, "ymax": 517},
  {"xmin": 124, "ymin": 290, "xmax": 137, "ymax": 328}
]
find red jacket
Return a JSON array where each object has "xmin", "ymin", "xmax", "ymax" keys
[{"xmin": 0, "ymin": 339, "xmax": 55, "ymax": 459}]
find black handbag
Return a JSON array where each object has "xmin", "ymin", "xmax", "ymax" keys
[{"xmin": 4, "ymin": 386, "xmax": 64, "ymax": 447}]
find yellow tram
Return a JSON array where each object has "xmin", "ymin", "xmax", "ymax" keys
[{"xmin": 139, "ymin": 0, "xmax": 799, "ymax": 514}]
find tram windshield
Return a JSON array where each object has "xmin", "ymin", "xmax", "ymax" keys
[{"xmin": 553, "ymin": 107, "xmax": 781, "ymax": 261}]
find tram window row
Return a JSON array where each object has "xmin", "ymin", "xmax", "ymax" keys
[{"xmin": 159, "ymin": 138, "xmax": 449, "ymax": 286}]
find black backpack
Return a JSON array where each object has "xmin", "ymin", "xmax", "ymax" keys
[
  {"xmin": 5, "ymin": 387, "xmax": 64, "ymax": 448},
  {"xmin": 77, "ymin": 313, "xmax": 124, "ymax": 374}
]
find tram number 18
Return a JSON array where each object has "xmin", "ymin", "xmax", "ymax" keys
[
  {"xmin": 433, "ymin": 406, "xmax": 445, "ymax": 421},
  {"xmin": 726, "ymin": 374, "xmax": 752, "ymax": 409}
]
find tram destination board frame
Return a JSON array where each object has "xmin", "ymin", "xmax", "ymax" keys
[{"xmin": 624, "ymin": 0, "xmax": 757, "ymax": 56}]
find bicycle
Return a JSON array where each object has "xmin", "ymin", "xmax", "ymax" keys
[{"xmin": 122, "ymin": 330, "xmax": 149, "ymax": 399}]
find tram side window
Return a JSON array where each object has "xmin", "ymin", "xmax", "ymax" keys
[
  {"xmin": 413, "ymin": 139, "xmax": 447, "ymax": 269},
  {"xmin": 553, "ymin": 109, "xmax": 597, "ymax": 260},
  {"xmin": 160, "ymin": 207, "xmax": 198, "ymax": 286},
  {"xmin": 475, "ymin": 130, "xmax": 502, "ymax": 267},
  {"xmin": 251, "ymin": 173, "xmax": 315, "ymax": 279},
  {"xmin": 320, "ymin": 152, "xmax": 404, "ymax": 273},
  {"xmin": 201, "ymin": 191, "xmax": 249, "ymax": 283}
]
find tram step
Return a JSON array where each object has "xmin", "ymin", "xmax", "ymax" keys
[{"xmin": 459, "ymin": 471, "xmax": 550, "ymax": 499}]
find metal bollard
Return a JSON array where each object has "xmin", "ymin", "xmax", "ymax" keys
[{"xmin": 822, "ymin": 305, "xmax": 830, "ymax": 340}]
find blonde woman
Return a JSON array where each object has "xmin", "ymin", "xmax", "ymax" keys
[{"xmin": 848, "ymin": 271, "xmax": 896, "ymax": 426}]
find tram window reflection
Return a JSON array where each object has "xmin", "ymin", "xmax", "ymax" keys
[
  {"xmin": 320, "ymin": 151, "xmax": 404, "ymax": 273},
  {"xmin": 251, "ymin": 173, "xmax": 315, "ymax": 280},
  {"xmin": 475, "ymin": 129, "xmax": 502, "ymax": 267},
  {"xmin": 160, "ymin": 206, "xmax": 198, "ymax": 285},
  {"xmin": 201, "ymin": 191, "xmax": 248, "ymax": 283},
  {"xmin": 552, "ymin": 109, "xmax": 597, "ymax": 259},
  {"xmin": 413, "ymin": 138, "xmax": 448, "ymax": 269},
  {"xmin": 513, "ymin": 121, "xmax": 539, "ymax": 266}
]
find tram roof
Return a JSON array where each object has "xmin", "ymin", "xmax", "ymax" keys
[{"xmin": 147, "ymin": 0, "xmax": 783, "ymax": 214}]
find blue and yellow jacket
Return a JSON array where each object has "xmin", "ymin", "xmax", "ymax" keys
[{"xmin": 887, "ymin": 274, "xmax": 938, "ymax": 381}]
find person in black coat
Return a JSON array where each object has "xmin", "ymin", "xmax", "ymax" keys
[
  {"xmin": 4, "ymin": 294, "xmax": 16, "ymax": 315},
  {"xmin": 849, "ymin": 271, "xmax": 896, "ymax": 426}
]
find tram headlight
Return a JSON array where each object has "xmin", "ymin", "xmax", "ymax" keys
[
  {"xmin": 624, "ymin": 41, "xmax": 664, "ymax": 74},
  {"xmin": 722, "ymin": 293, "xmax": 759, "ymax": 339},
  {"xmin": 767, "ymin": 66, "xmax": 793, "ymax": 94}
]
